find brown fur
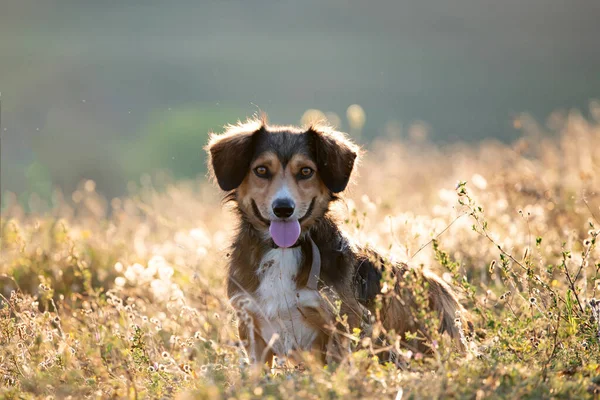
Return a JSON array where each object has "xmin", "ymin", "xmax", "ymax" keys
[{"xmin": 206, "ymin": 116, "xmax": 470, "ymax": 367}]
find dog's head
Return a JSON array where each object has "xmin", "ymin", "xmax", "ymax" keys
[{"xmin": 206, "ymin": 116, "xmax": 359, "ymax": 236}]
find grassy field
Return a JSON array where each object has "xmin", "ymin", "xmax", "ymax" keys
[{"xmin": 2, "ymin": 108, "xmax": 600, "ymax": 399}]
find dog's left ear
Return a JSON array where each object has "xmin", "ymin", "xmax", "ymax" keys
[
  {"xmin": 206, "ymin": 119, "xmax": 263, "ymax": 191},
  {"xmin": 309, "ymin": 126, "xmax": 359, "ymax": 193}
]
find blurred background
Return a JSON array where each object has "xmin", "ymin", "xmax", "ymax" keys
[{"xmin": 1, "ymin": 0, "xmax": 599, "ymax": 207}]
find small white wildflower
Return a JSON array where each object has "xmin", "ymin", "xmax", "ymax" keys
[
  {"xmin": 158, "ymin": 265, "xmax": 174, "ymax": 281},
  {"xmin": 114, "ymin": 262, "xmax": 124, "ymax": 273},
  {"xmin": 124, "ymin": 267, "xmax": 137, "ymax": 282},
  {"xmin": 471, "ymin": 174, "xmax": 488, "ymax": 190}
]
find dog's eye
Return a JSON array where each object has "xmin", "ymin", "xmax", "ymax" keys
[
  {"xmin": 298, "ymin": 167, "xmax": 314, "ymax": 179},
  {"xmin": 254, "ymin": 166, "xmax": 269, "ymax": 178}
]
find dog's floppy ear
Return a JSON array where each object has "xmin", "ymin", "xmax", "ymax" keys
[
  {"xmin": 309, "ymin": 125, "xmax": 359, "ymax": 193},
  {"xmin": 206, "ymin": 119, "xmax": 263, "ymax": 191}
]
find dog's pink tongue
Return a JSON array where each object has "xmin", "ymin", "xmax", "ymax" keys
[{"xmin": 269, "ymin": 220, "xmax": 301, "ymax": 248}]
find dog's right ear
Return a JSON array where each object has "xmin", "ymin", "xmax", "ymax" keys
[
  {"xmin": 205, "ymin": 119, "xmax": 263, "ymax": 191},
  {"xmin": 308, "ymin": 125, "xmax": 359, "ymax": 193}
]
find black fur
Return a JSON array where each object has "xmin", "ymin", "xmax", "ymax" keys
[
  {"xmin": 308, "ymin": 128, "xmax": 357, "ymax": 193},
  {"xmin": 208, "ymin": 127, "xmax": 261, "ymax": 191}
]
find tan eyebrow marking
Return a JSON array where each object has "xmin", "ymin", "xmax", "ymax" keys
[
  {"xmin": 251, "ymin": 152, "xmax": 279, "ymax": 168},
  {"xmin": 287, "ymin": 154, "xmax": 317, "ymax": 173}
]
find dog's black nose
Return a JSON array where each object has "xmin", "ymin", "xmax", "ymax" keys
[{"xmin": 272, "ymin": 198, "xmax": 295, "ymax": 218}]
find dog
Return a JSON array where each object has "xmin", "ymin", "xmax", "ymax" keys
[{"xmin": 206, "ymin": 115, "xmax": 470, "ymax": 367}]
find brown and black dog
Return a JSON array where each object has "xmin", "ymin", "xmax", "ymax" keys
[{"xmin": 206, "ymin": 116, "xmax": 470, "ymax": 367}]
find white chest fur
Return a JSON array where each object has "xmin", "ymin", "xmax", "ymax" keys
[{"xmin": 254, "ymin": 247, "xmax": 319, "ymax": 356}]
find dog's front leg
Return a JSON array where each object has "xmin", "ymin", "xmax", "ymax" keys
[
  {"xmin": 230, "ymin": 293, "xmax": 275, "ymax": 368},
  {"xmin": 237, "ymin": 317, "xmax": 274, "ymax": 369}
]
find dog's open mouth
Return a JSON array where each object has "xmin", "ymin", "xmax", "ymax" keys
[
  {"xmin": 251, "ymin": 198, "xmax": 316, "ymax": 247},
  {"xmin": 271, "ymin": 199, "xmax": 315, "ymax": 247}
]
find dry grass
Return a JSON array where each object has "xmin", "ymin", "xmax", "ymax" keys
[{"xmin": 1, "ymin": 107, "xmax": 600, "ymax": 399}]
